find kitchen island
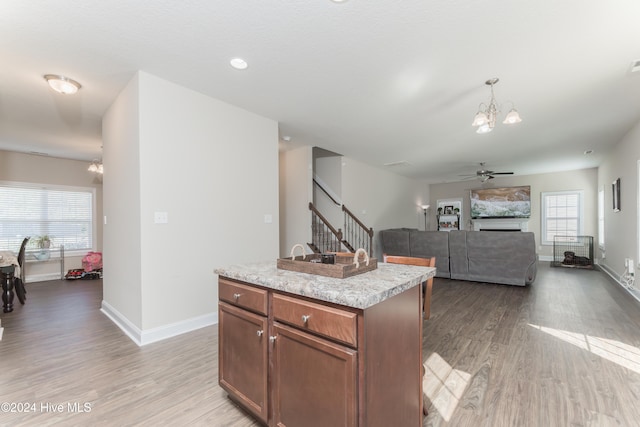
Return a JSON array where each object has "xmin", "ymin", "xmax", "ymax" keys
[{"xmin": 214, "ymin": 261, "xmax": 435, "ymax": 427}]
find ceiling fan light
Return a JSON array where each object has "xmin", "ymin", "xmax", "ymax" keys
[
  {"xmin": 476, "ymin": 124, "xmax": 492, "ymax": 134},
  {"xmin": 503, "ymin": 108, "xmax": 522, "ymax": 124}
]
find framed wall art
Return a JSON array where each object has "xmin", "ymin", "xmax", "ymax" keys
[{"xmin": 612, "ymin": 178, "xmax": 620, "ymax": 212}]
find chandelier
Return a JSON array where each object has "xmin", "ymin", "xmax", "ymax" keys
[
  {"xmin": 88, "ymin": 160, "xmax": 103, "ymax": 174},
  {"xmin": 471, "ymin": 78, "xmax": 522, "ymax": 134}
]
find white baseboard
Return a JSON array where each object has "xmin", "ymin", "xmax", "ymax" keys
[
  {"xmin": 101, "ymin": 300, "xmax": 218, "ymax": 347},
  {"xmin": 26, "ymin": 273, "xmax": 63, "ymax": 282},
  {"xmin": 599, "ymin": 262, "xmax": 640, "ymax": 303}
]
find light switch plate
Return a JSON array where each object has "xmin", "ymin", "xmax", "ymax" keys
[{"xmin": 154, "ymin": 211, "xmax": 168, "ymax": 224}]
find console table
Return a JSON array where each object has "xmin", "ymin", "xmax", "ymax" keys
[{"xmin": 24, "ymin": 245, "xmax": 65, "ymax": 280}]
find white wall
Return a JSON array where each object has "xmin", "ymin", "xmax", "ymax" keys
[
  {"xmin": 429, "ymin": 168, "xmax": 598, "ymax": 260},
  {"xmin": 102, "ymin": 74, "xmax": 143, "ymax": 328},
  {"xmin": 279, "ymin": 146, "xmax": 313, "ymax": 257},
  {"xmin": 598, "ymin": 120, "xmax": 640, "ymax": 281},
  {"xmin": 102, "ymin": 71, "xmax": 279, "ymax": 344},
  {"xmin": 0, "ymin": 150, "xmax": 103, "ymax": 281},
  {"xmin": 341, "ymin": 158, "xmax": 429, "ymax": 259},
  {"xmin": 314, "ymin": 152, "xmax": 343, "ymax": 228}
]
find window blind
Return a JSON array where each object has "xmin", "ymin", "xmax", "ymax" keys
[
  {"xmin": 542, "ymin": 191, "xmax": 582, "ymax": 245},
  {"xmin": 0, "ymin": 184, "xmax": 94, "ymax": 252}
]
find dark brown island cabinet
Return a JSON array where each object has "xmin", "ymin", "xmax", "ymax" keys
[{"xmin": 216, "ymin": 262, "xmax": 434, "ymax": 427}]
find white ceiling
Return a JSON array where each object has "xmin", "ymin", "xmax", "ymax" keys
[{"xmin": 1, "ymin": 1, "xmax": 640, "ymax": 183}]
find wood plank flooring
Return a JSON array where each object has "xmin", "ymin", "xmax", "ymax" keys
[{"xmin": 1, "ymin": 264, "xmax": 640, "ymax": 426}]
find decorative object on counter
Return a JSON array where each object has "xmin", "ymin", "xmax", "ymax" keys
[
  {"xmin": 277, "ymin": 245, "xmax": 377, "ymax": 278},
  {"xmin": 321, "ymin": 253, "xmax": 335, "ymax": 264}
]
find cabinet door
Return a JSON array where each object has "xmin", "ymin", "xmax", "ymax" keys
[
  {"xmin": 271, "ymin": 323, "xmax": 357, "ymax": 427},
  {"xmin": 219, "ymin": 302, "xmax": 268, "ymax": 423}
]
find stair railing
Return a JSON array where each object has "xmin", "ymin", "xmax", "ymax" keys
[
  {"xmin": 308, "ymin": 203, "xmax": 343, "ymax": 254},
  {"xmin": 342, "ymin": 204, "xmax": 374, "ymax": 257}
]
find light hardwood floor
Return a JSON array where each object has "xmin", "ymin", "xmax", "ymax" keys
[{"xmin": 1, "ymin": 264, "xmax": 639, "ymax": 426}]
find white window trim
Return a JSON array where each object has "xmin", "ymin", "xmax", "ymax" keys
[
  {"xmin": 0, "ymin": 180, "xmax": 97, "ymax": 256},
  {"xmin": 541, "ymin": 190, "xmax": 584, "ymax": 246},
  {"xmin": 598, "ymin": 186, "xmax": 605, "ymax": 250}
]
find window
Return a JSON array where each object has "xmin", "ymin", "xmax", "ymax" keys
[
  {"xmin": 541, "ymin": 190, "xmax": 583, "ymax": 245},
  {"xmin": 0, "ymin": 182, "xmax": 95, "ymax": 253},
  {"xmin": 598, "ymin": 186, "xmax": 605, "ymax": 249}
]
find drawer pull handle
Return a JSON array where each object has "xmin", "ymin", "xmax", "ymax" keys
[
  {"xmin": 302, "ymin": 315, "xmax": 311, "ymax": 324},
  {"xmin": 256, "ymin": 330, "xmax": 264, "ymax": 337},
  {"xmin": 269, "ymin": 336, "xmax": 277, "ymax": 343},
  {"xmin": 233, "ymin": 293, "xmax": 241, "ymax": 301}
]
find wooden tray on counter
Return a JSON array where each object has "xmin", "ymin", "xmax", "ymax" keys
[{"xmin": 277, "ymin": 252, "xmax": 377, "ymax": 279}]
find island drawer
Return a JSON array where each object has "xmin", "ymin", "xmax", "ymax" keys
[
  {"xmin": 219, "ymin": 279, "xmax": 268, "ymax": 316},
  {"xmin": 272, "ymin": 293, "xmax": 358, "ymax": 347}
]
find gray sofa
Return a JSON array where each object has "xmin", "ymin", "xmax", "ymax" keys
[
  {"xmin": 379, "ymin": 228, "xmax": 537, "ymax": 286},
  {"xmin": 379, "ymin": 228, "xmax": 450, "ymax": 278}
]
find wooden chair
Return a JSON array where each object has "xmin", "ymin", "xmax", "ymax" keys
[
  {"xmin": 383, "ymin": 254, "xmax": 435, "ymax": 417},
  {"xmin": 382, "ymin": 254, "xmax": 435, "ymax": 319},
  {"xmin": 17, "ymin": 237, "xmax": 29, "ymax": 283},
  {"xmin": 15, "ymin": 237, "xmax": 30, "ymax": 303}
]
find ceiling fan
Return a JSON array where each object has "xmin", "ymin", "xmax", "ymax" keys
[{"xmin": 461, "ymin": 162, "xmax": 514, "ymax": 182}]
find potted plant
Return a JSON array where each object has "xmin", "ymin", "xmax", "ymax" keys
[
  {"xmin": 33, "ymin": 235, "xmax": 52, "ymax": 260},
  {"xmin": 33, "ymin": 235, "xmax": 52, "ymax": 249}
]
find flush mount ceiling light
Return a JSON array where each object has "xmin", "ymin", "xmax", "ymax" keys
[
  {"xmin": 88, "ymin": 159, "xmax": 103, "ymax": 174},
  {"xmin": 229, "ymin": 58, "xmax": 248, "ymax": 70},
  {"xmin": 44, "ymin": 74, "xmax": 81, "ymax": 95},
  {"xmin": 471, "ymin": 78, "xmax": 522, "ymax": 134}
]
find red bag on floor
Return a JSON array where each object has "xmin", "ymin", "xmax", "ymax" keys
[{"xmin": 82, "ymin": 251, "xmax": 103, "ymax": 272}]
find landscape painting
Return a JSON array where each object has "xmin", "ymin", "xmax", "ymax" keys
[{"xmin": 470, "ymin": 186, "xmax": 531, "ymax": 219}]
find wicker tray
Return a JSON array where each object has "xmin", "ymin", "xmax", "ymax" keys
[{"xmin": 277, "ymin": 246, "xmax": 377, "ymax": 279}]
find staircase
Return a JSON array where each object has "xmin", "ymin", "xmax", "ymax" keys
[{"xmin": 308, "ymin": 202, "xmax": 373, "ymax": 256}]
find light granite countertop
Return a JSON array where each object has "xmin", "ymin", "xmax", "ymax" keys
[{"xmin": 214, "ymin": 261, "xmax": 436, "ymax": 310}]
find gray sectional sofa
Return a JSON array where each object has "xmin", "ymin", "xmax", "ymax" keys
[{"xmin": 379, "ymin": 228, "xmax": 537, "ymax": 286}]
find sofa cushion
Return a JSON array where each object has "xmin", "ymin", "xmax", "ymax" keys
[
  {"xmin": 408, "ymin": 231, "xmax": 450, "ymax": 277},
  {"xmin": 464, "ymin": 231, "xmax": 537, "ymax": 286},
  {"xmin": 448, "ymin": 230, "xmax": 468, "ymax": 280},
  {"xmin": 379, "ymin": 229, "xmax": 412, "ymax": 257}
]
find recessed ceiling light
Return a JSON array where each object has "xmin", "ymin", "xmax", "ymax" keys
[
  {"xmin": 281, "ymin": 135, "xmax": 291, "ymax": 142},
  {"xmin": 331, "ymin": 0, "xmax": 348, "ymax": 2},
  {"xmin": 230, "ymin": 58, "xmax": 248, "ymax": 70},
  {"xmin": 44, "ymin": 74, "xmax": 81, "ymax": 94}
]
